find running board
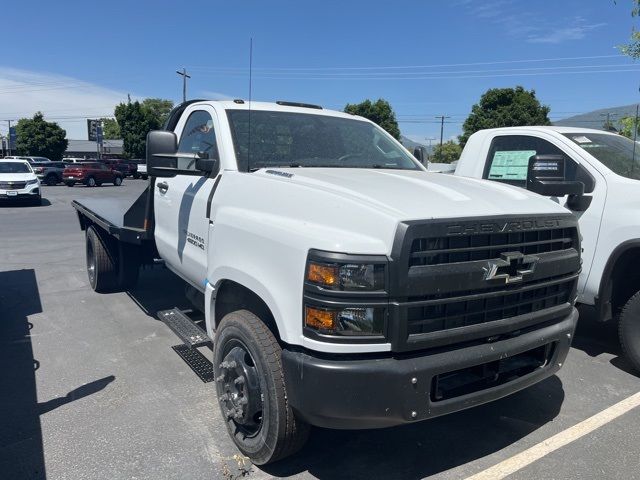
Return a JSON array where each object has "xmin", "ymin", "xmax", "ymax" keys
[{"xmin": 158, "ymin": 308, "xmax": 212, "ymax": 348}]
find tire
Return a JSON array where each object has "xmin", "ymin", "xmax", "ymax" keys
[
  {"xmin": 86, "ymin": 176, "xmax": 97, "ymax": 187},
  {"xmin": 45, "ymin": 174, "xmax": 58, "ymax": 186},
  {"xmin": 141, "ymin": 174, "xmax": 148, "ymax": 180},
  {"xmin": 114, "ymin": 176, "xmax": 123, "ymax": 186},
  {"xmin": 65, "ymin": 182, "xmax": 75, "ymax": 187},
  {"xmin": 133, "ymin": 173, "xmax": 140, "ymax": 179},
  {"xmin": 619, "ymin": 290, "xmax": 640, "ymax": 372},
  {"xmin": 214, "ymin": 310, "xmax": 309, "ymax": 465},
  {"xmin": 86, "ymin": 226, "xmax": 118, "ymax": 292}
]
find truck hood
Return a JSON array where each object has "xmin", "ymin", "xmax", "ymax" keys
[{"xmin": 254, "ymin": 168, "xmax": 569, "ymax": 220}]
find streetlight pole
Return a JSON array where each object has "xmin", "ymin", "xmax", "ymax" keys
[{"xmin": 176, "ymin": 68, "xmax": 191, "ymax": 103}]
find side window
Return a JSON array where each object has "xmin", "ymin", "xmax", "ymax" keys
[
  {"xmin": 177, "ymin": 110, "xmax": 219, "ymax": 171},
  {"xmin": 483, "ymin": 135, "xmax": 571, "ymax": 187}
]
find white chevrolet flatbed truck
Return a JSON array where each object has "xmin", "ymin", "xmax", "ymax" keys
[
  {"xmin": 455, "ymin": 126, "xmax": 640, "ymax": 372},
  {"xmin": 72, "ymin": 100, "xmax": 580, "ymax": 464}
]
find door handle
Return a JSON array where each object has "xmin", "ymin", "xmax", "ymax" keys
[{"xmin": 157, "ymin": 181, "xmax": 169, "ymax": 192}]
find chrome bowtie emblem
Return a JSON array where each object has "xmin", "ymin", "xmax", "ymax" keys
[{"xmin": 484, "ymin": 252, "xmax": 538, "ymax": 284}]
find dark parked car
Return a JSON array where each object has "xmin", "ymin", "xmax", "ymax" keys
[
  {"xmin": 33, "ymin": 161, "xmax": 66, "ymax": 185},
  {"xmin": 101, "ymin": 159, "xmax": 139, "ymax": 178},
  {"xmin": 63, "ymin": 162, "xmax": 124, "ymax": 187}
]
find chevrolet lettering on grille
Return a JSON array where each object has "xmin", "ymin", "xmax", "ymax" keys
[{"xmin": 483, "ymin": 251, "xmax": 538, "ymax": 284}]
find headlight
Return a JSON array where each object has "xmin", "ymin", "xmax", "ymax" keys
[
  {"xmin": 26, "ymin": 179, "xmax": 39, "ymax": 186},
  {"xmin": 306, "ymin": 259, "xmax": 385, "ymax": 291},
  {"xmin": 305, "ymin": 305, "xmax": 385, "ymax": 336}
]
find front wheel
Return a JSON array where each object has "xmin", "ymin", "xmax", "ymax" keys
[
  {"xmin": 213, "ymin": 310, "xmax": 309, "ymax": 465},
  {"xmin": 619, "ymin": 291, "xmax": 640, "ymax": 372},
  {"xmin": 114, "ymin": 176, "xmax": 122, "ymax": 186},
  {"xmin": 86, "ymin": 176, "xmax": 97, "ymax": 187}
]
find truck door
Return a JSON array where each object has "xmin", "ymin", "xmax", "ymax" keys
[
  {"xmin": 482, "ymin": 134, "xmax": 606, "ymax": 294},
  {"xmin": 153, "ymin": 107, "xmax": 221, "ymax": 289}
]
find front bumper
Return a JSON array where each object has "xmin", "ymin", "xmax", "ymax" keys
[
  {"xmin": 0, "ymin": 186, "xmax": 40, "ymax": 200},
  {"xmin": 283, "ymin": 307, "xmax": 577, "ymax": 430}
]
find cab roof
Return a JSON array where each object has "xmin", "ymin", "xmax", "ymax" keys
[
  {"xmin": 477, "ymin": 125, "xmax": 620, "ymax": 136},
  {"xmin": 186, "ymin": 100, "xmax": 361, "ymax": 121}
]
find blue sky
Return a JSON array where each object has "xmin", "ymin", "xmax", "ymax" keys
[{"xmin": 1, "ymin": 0, "xmax": 639, "ymax": 140}]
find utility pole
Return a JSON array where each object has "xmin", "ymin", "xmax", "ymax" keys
[
  {"xmin": 600, "ymin": 112, "xmax": 618, "ymax": 131},
  {"xmin": 435, "ymin": 115, "xmax": 450, "ymax": 147},
  {"xmin": 632, "ymin": 104, "xmax": 639, "ymax": 178},
  {"xmin": 7, "ymin": 120, "xmax": 11, "ymax": 156},
  {"xmin": 176, "ymin": 68, "xmax": 191, "ymax": 103}
]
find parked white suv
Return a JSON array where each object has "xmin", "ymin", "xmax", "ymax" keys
[{"xmin": 0, "ymin": 159, "xmax": 41, "ymax": 205}]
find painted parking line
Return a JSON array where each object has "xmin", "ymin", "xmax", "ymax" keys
[{"xmin": 466, "ymin": 391, "xmax": 640, "ymax": 480}]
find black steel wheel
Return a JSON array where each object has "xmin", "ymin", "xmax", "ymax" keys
[{"xmin": 213, "ymin": 310, "xmax": 309, "ymax": 465}]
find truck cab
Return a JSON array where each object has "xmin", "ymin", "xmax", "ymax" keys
[
  {"xmin": 455, "ymin": 126, "xmax": 640, "ymax": 371},
  {"xmin": 73, "ymin": 101, "xmax": 581, "ymax": 464}
]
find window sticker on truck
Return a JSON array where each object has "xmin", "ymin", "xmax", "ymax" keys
[{"xmin": 487, "ymin": 150, "xmax": 536, "ymax": 180}]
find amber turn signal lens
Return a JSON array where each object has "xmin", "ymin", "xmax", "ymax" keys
[
  {"xmin": 307, "ymin": 262, "xmax": 338, "ymax": 286},
  {"xmin": 305, "ymin": 306, "xmax": 336, "ymax": 331}
]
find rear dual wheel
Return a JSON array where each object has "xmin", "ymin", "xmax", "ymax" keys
[
  {"xmin": 85, "ymin": 225, "xmax": 140, "ymax": 292},
  {"xmin": 213, "ymin": 310, "xmax": 309, "ymax": 465}
]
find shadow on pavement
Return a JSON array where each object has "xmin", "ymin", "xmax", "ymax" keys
[
  {"xmin": 0, "ymin": 269, "xmax": 115, "ymax": 480},
  {"xmin": 263, "ymin": 375, "xmax": 564, "ymax": 479}
]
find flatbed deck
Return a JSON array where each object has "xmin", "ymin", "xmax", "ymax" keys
[{"xmin": 72, "ymin": 185, "xmax": 154, "ymax": 244}]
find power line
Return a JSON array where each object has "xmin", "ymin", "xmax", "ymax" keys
[
  {"xmin": 187, "ymin": 68, "xmax": 640, "ymax": 82},
  {"xmin": 188, "ymin": 54, "xmax": 625, "ymax": 72}
]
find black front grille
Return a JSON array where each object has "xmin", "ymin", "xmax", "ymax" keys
[
  {"xmin": 410, "ymin": 227, "xmax": 577, "ymax": 267},
  {"xmin": 406, "ymin": 277, "xmax": 575, "ymax": 336},
  {"xmin": 388, "ymin": 215, "xmax": 581, "ymax": 352},
  {"xmin": 0, "ymin": 181, "xmax": 27, "ymax": 190}
]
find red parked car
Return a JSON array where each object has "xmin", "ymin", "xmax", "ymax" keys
[
  {"xmin": 63, "ymin": 162, "xmax": 124, "ymax": 187},
  {"xmin": 101, "ymin": 159, "xmax": 139, "ymax": 178}
]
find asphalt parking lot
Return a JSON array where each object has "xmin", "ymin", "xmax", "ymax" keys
[{"xmin": 1, "ymin": 180, "xmax": 639, "ymax": 480}]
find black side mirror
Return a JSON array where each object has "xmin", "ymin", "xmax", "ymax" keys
[
  {"xmin": 196, "ymin": 157, "xmax": 218, "ymax": 174},
  {"xmin": 146, "ymin": 130, "xmax": 178, "ymax": 178},
  {"xmin": 527, "ymin": 154, "xmax": 584, "ymax": 197},
  {"xmin": 413, "ymin": 147, "xmax": 424, "ymax": 163}
]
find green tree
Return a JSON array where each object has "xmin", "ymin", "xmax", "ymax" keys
[
  {"xmin": 344, "ymin": 98, "xmax": 401, "ymax": 139},
  {"xmin": 620, "ymin": 0, "xmax": 640, "ymax": 58},
  {"xmin": 101, "ymin": 118, "xmax": 120, "ymax": 139},
  {"xmin": 141, "ymin": 98, "xmax": 174, "ymax": 127},
  {"xmin": 114, "ymin": 101, "xmax": 153, "ymax": 159},
  {"xmin": 15, "ymin": 112, "xmax": 68, "ymax": 161},
  {"xmin": 619, "ymin": 116, "xmax": 640, "ymax": 139},
  {"xmin": 460, "ymin": 86, "xmax": 551, "ymax": 146},
  {"xmin": 431, "ymin": 140, "xmax": 462, "ymax": 164},
  {"xmin": 113, "ymin": 98, "xmax": 174, "ymax": 158}
]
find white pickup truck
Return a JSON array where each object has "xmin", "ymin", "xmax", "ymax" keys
[
  {"xmin": 455, "ymin": 126, "xmax": 640, "ymax": 372},
  {"xmin": 72, "ymin": 100, "xmax": 580, "ymax": 464}
]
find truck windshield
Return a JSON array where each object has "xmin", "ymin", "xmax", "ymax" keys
[
  {"xmin": 0, "ymin": 162, "xmax": 31, "ymax": 173},
  {"xmin": 563, "ymin": 132, "xmax": 640, "ymax": 180},
  {"xmin": 227, "ymin": 110, "xmax": 420, "ymax": 172}
]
